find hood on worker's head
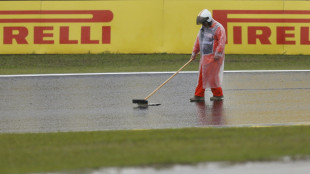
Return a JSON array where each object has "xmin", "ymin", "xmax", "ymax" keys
[{"xmin": 196, "ymin": 9, "xmax": 213, "ymax": 26}]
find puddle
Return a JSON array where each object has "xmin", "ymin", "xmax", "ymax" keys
[{"xmin": 41, "ymin": 158, "xmax": 310, "ymax": 174}]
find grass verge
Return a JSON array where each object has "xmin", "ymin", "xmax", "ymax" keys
[
  {"xmin": 0, "ymin": 54, "xmax": 309, "ymax": 75},
  {"xmin": 1, "ymin": 126, "xmax": 310, "ymax": 174}
]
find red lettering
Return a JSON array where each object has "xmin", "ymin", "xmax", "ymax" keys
[
  {"xmin": 2, "ymin": 26, "xmax": 111, "ymax": 45},
  {"xmin": 59, "ymin": 26, "xmax": 78, "ymax": 44},
  {"xmin": 102, "ymin": 26, "xmax": 111, "ymax": 44},
  {"xmin": 277, "ymin": 27, "xmax": 295, "ymax": 45},
  {"xmin": 248, "ymin": 26, "xmax": 271, "ymax": 44},
  {"xmin": 233, "ymin": 26, "xmax": 242, "ymax": 44},
  {"xmin": 212, "ymin": 10, "xmax": 229, "ymax": 43},
  {"xmin": 300, "ymin": 27, "xmax": 310, "ymax": 45},
  {"xmin": 34, "ymin": 27, "xmax": 54, "ymax": 44},
  {"xmin": 3, "ymin": 27, "xmax": 28, "ymax": 44},
  {"xmin": 81, "ymin": 26, "xmax": 99, "ymax": 44}
]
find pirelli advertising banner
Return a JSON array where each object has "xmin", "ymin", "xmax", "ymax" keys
[{"xmin": 1, "ymin": 0, "xmax": 310, "ymax": 54}]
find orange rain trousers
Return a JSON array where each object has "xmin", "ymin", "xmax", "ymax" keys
[{"xmin": 194, "ymin": 67, "xmax": 223, "ymax": 97}]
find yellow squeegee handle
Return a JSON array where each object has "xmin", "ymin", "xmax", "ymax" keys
[{"xmin": 144, "ymin": 58, "xmax": 194, "ymax": 100}]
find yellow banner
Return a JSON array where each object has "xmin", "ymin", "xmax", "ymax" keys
[{"xmin": 0, "ymin": 0, "xmax": 310, "ymax": 54}]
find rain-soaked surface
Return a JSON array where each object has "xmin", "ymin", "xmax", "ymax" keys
[
  {"xmin": 83, "ymin": 159, "xmax": 310, "ymax": 174},
  {"xmin": 1, "ymin": 71, "xmax": 310, "ymax": 133},
  {"xmin": 40, "ymin": 158, "xmax": 310, "ymax": 174}
]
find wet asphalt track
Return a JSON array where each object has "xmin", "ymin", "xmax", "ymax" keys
[{"xmin": 1, "ymin": 71, "xmax": 310, "ymax": 133}]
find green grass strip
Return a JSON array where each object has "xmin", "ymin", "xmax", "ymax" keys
[
  {"xmin": 1, "ymin": 126, "xmax": 310, "ymax": 174},
  {"xmin": 0, "ymin": 54, "xmax": 310, "ymax": 75}
]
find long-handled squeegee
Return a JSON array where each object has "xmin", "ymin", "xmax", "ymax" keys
[{"xmin": 133, "ymin": 58, "xmax": 193, "ymax": 107}]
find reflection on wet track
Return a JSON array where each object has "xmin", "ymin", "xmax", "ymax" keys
[
  {"xmin": 195, "ymin": 101, "xmax": 224, "ymax": 126},
  {"xmin": 0, "ymin": 71, "xmax": 310, "ymax": 133}
]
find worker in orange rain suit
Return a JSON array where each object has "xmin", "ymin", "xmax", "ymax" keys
[{"xmin": 190, "ymin": 9, "xmax": 226, "ymax": 102}]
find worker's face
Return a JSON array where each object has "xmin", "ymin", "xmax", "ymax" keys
[
  {"xmin": 201, "ymin": 21, "xmax": 213, "ymax": 28},
  {"xmin": 202, "ymin": 22, "xmax": 211, "ymax": 28},
  {"xmin": 202, "ymin": 23, "xmax": 209, "ymax": 28}
]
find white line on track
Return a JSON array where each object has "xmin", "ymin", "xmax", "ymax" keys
[{"xmin": 0, "ymin": 70, "xmax": 309, "ymax": 78}]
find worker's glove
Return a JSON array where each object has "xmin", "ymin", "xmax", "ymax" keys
[
  {"xmin": 214, "ymin": 55, "xmax": 220, "ymax": 60},
  {"xmin": 191, "ymin": 52, "xmax": 197, "ymax": 60},
  {"xmin": 214, "ymin": 52, "xmax": 222, "ymax": 60}
]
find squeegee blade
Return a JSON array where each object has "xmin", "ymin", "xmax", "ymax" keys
[{"xmin": 132, "ymin": 99, "xmax": 148, "ymax": 104}]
